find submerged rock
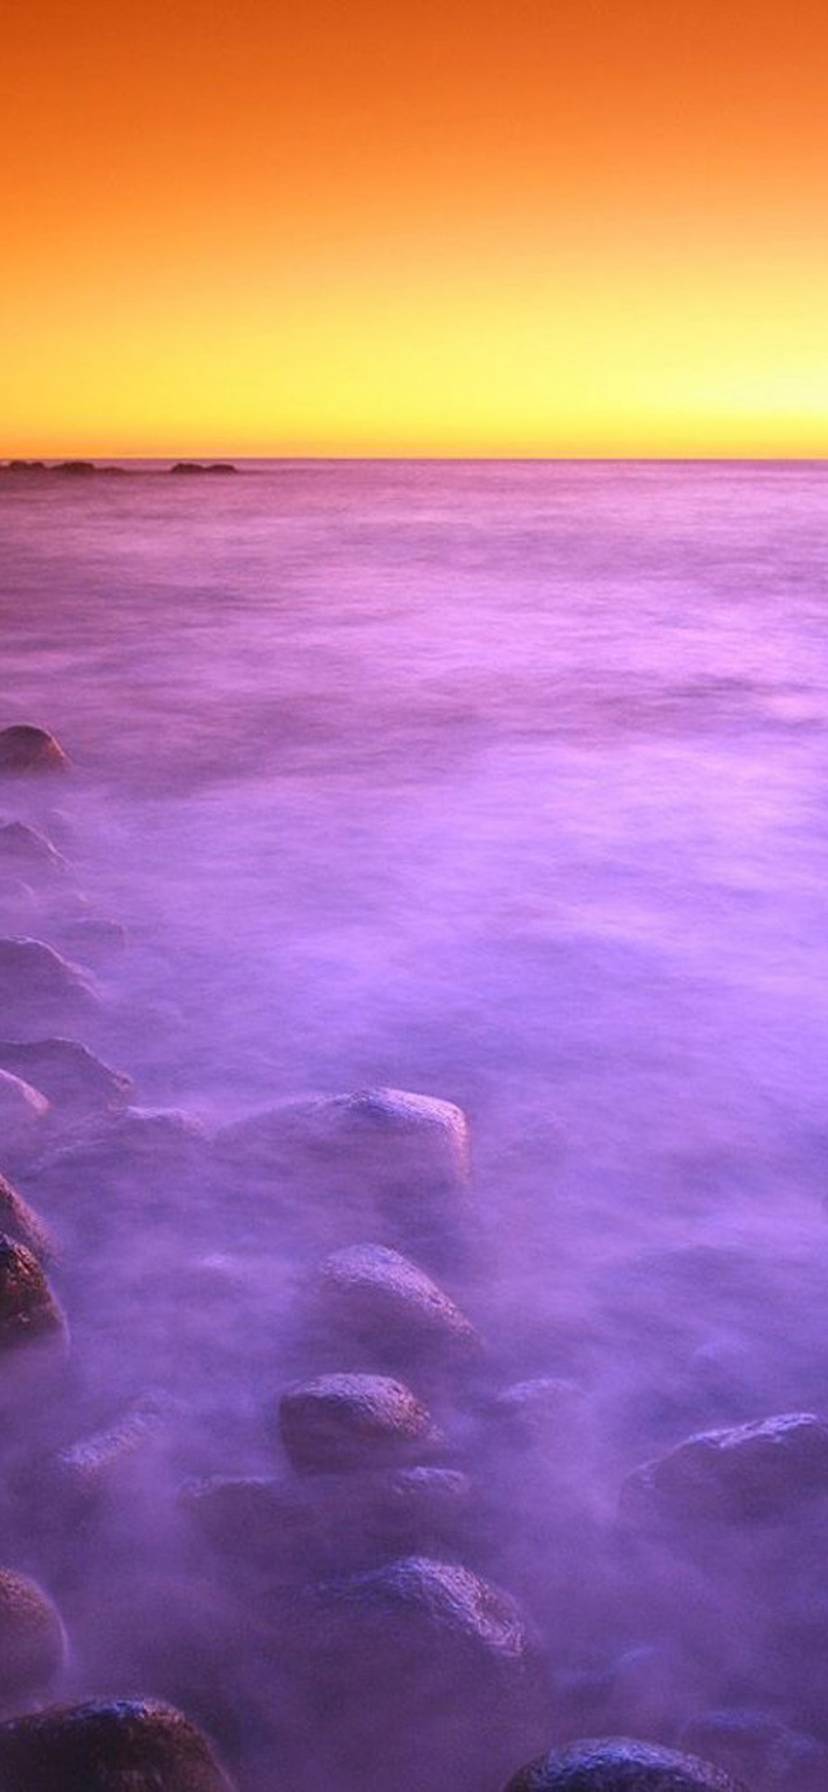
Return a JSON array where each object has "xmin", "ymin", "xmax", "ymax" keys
[
  {"xmin": 621, "ymin": 1413, "xmax": 828, "ymax": 1529},
  {"xmin": 0, "ymin": 1067, "xmax": 50, "ymax": 1159},
  {"xmin": 0, "ymin": 822, "xmax": 69, "ymax": 882},
  {"xmin": 0, "ymin": 939, "xmax": 96, "ymax": 1032},
  {"xmin": 502, "ymin": 1737, "xmax": 748, "ymax": 1790},
  {"xmin": 0, "ymin": 727, "xmax": 69, "ymax": 775},
  {"xmin": 0, "ymin": 1568, "xmax": 66, "ymax": 1714},
  {"xmin": 311, "ymin": 1242, "xmax": 481, "ymax": 1365},
  {"xmin": 279, "ymin": 1372, "xmax": 437, "ymax": 1474},
  {"xmin": 0, "ymin": 1038, "xmax": 132, "ymax": 1118},
  {"xmin": 0, "ymin": 1698, "xmax": 235, "ymax": 1789},
  {"xmin": 182, "ymin": 1464, "xmax": 470, "ymax": 1577},
  {"xmin": 680, "ymin": 1710, "xmax": 827, "ymax": 1792},
  {"xmin": 216, "ymin": 1086, "xmax": 473, "ymax": 1260}
]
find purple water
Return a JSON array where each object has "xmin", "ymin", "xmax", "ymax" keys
[{"xmin": 2, "ymin": 458, "xmax": 828, "ymax": 1787}]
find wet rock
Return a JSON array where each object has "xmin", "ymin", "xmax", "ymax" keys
[
  {"xmin": 0, "ymin": 1698, "xmax": 235, "ymax": 1789},
  {"xmin": 0, "ymin": 1171, "xmax": 56, "ymax": 1262},
  {"xmin": 0, "ymin": 1568, "xmax": 66, "ymax": 1714},
  {"xmin": 311, "ymin": 1242, "xmax": 481, "ymax": 1366},
  {"xmin": 621, "ymin": 1413, "xmax": 828, "ymax": 1530},
  {"xmin": 216, "ymin": 1086, "xmax": 472, "ymax": 1260},
  {"xmin": 32, "ymin": 1395, "xmax": 174, "ymax": 1531},
  {"xmin": 0, "ymin": 1234, "xmax": 67, "ymax": 1356},
  {"xmin": 502, "ymin": 1737, "xmax": 748, "ymax": 1790},
  {"xmin": 0, "ymin": 1067, "xmax": 50, "ymax": 1159},
  {"xmin": 0, "ymin": 938, "xmax": 96, "ymax": 1032},
  {"xmin": 680, "ymin": 1710, "xmax": 827, "ymax": 1792},
  {"xmin": 0, "ymin": 727, "xmax": 69, "ymax": 775},
  {"xmin": 35, "ymin": 1107, "xmax": 206, "ymax": 1179},
  {"xmin": 182, "ymin": 1464, "xmax": 470, "ymax": 1577},
  {"xmin": 286, "ymin": 1555, "xmax": 545, "ymax": 1790},
  {"xmin": 279, "ymin": 1372, "xmax": 437, "ymax": 1474},
  {"xmin": 0, "ymin": 1038, "xmax": 132, "ymax": 1118},
  {"xmin": 488, "ymin": 1376, "xmax": 585, "ymax": 1446}
]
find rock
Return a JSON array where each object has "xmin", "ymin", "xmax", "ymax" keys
[
  {"xmin": 488, "ymin": 1377, "xmax": 584, "ymax": 1446},
  {"xmin": 0, "ymin": 1068, "xmax": 50, "ymax": 1159},
  {"xmin": 0, "ymin": 1039, "xmax": 132, "ymax": 1118},
  {"xmin": 0, "ymin": 822, "xmax": 69, "ymax": 882},
  {"xmin": 169, "ymin": 462, "xmax": 237, "ymax": 475},
  {"xmin": 58, "ymin": 917, "xmax": 130, "ymax": 957},
  {"xmin": 35, "ymin": 1107, "xmax": 206, "ymax": 1177},
  {"xmin": 181, "ymin": 1465, "xmax": 470, "ymax": 1577},
  {"xmin": 0, "ymin": 1698, "xmax": 235, "ymax": 1789},
  {"xmin": 4, "ymin": 462, "xmax": 46, "ymax": 473},
  {"xmin": 311, "ymin": 1242, "xmax": 481, "ymax": 1366},
  {"xmin": 0, "ymin": 728, "xmax": 69, "ymax": 774},
  {"xmin": 621, "ymin": 1413, "xmax": 828, "ymax": 1530},
  {"xmin": 0, "ymin": 1569, "xmax": 66, "ymax": 1714},
  {"xmin": 680, "ymin": 1710, "xmax": 827, "ymax": 1792},
  {"xmin": 502, "ymin": 1738, "xmax": 748, "ymax": 1790},
  {"xmin": 278, "ymin": 1372, "xmax": 437, "ymax": 1475},
  {"xmin": 34, "ymin": 1395, "xmax": 173, "ymax": 1527},
  {"xmin": 216, "ymin": 1087, "xmax": 473, "ymax": 1260},
  {"xmin": 0, "ymin": 1171, "xmax": 56, "ymax": 1262},
  {"xmin": 286, "ymin": 1555, "xmax": 545, "ymax": 1789},
  {"xmin": 55, "ymin": 460, "xmax": 96, "ymax": 475},
  {"xmin": 0, "ymin": 1234, "xmax": 66, "ymax": 1355},
  {"xmin": 0, "ymin": 939, "xmax": 96, "ymax": 1032}
]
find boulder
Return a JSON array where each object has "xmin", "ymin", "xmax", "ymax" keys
[
  {"xmin": 216, "ymin": 1087, "xmax": 472, "ymax": 1259},
  {"xmin": 621, "ymin": 1413, "xmax": 828, "ymax": 1530},
  {"xmin": 311, "ymin": 1242, "xmax": 481, "ymax": 1366},
  {"xmin": 0, "ymin": 939, "xmax": 96, "ymax": 1032},
  {"xmin": 0, "ymin": 1234, "xmax": 67, "ymax": 1356},
  {"xmin": 279, "ymin": 1372, "xmax": 436, "ymax": 1475},
  {"xmin": 0, "ymin": 1568, "xmax": 66, "ymax": 1714},
  {"xmin": 488, "ymin": 1377, "xmax": 585, "ymax": 1446},
  {"xmin": 0, "ymin": 822, "xmax": 69, "ymax": 882},
  {"xmin": 502, "ymin": 1738, "xmax": 748, "ymax": 1790},
  {"xmin": 0, "ymin": 728, "xmax": 69, "ymax": 774},
  {"xmin": 0, "ymin": 1039, "xmax": 132, "ymax": 1118},
  {"xmin": 0, "ymin": 1171, "xmax": 55, "ymax": 1262},
  {"xmin": 181, "ymin": 1465, "xmax": 470, "ymax": 1577},
  {"xmin": 0, "ymin": 1067, "xmax": 50, "ymax": 1159},
  {"xmin": 0, "ymin": 1698, "xmax": 235, "ymax": 1789}
]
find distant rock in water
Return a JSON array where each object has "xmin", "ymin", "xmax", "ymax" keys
[
  {"xmin": 3, "ymin": 461, "xmax": 46, "ymax": 473},
  {"xmin": 0, "ymin": 1038, "xmax": 132, "ymax": 1118},
  {"xmin": 0, "ymin": 727, "xmax": 69, "ymax": 775},
  {"xmin": 311, "ymin": 1242, "xmax": 481, "ymax": 1366},
  {"xmin": 169, "ymin": 462, "xmax": 238, "ymax": 475},
  {"xmin": 0, "ymin": 1067, "xmax": 50, "ymax": 1160},
  {"xmin": 502, "ymin": 1738, "xmax": 748, "ymax": 1790},
  {"xmin": 0, "ymin": 939, "xmax": 97, "ymax": 1033},
  {"xmin": 0, "ymin": 1568, "xmax": 66, "ymax": 1715},
  {"xmin": 621, "ymin": 1412, "xmax": 828, "ymax": 1529},
  {"xmin": 0, "ymin": 1698, "xmax": 235, "ymax": 1790},
  {"xmin": 54, "ymin": 460, "xmax": 96, "ymax": 476},
  {"xmin": 0, "ymin": 1235, "xmax": 67, "ymax": 1356},
  {"xmin": 278, "ymin": 1371, "xmax": 437, "ymax": 1474}
]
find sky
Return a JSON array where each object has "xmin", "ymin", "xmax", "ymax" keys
[{"xmin": 3, "ymin": 0, "xmax": 828, "ymax": 455}]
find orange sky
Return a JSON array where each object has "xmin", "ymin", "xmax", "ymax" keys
[{"xmin": 4, "ymin": 0, "xmax": 828, "ymax": 454}]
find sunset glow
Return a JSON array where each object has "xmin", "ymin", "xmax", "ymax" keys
[{"xmin": 4, "ymin": 0, "xmax": 827, "ymax": 455}]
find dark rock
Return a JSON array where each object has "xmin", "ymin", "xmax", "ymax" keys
[
  {"xmin": 279, "ymin": 1372, "xmax": 437, "ymax": 1475},
  {"xmin": 680, "ymin": 1710, "xmax": 827, "ymax": 1792},
  {"xmin": 4, "ymin": 462, "xmax": 46, "ymax": 473},
  {"xmin": 0, "ymin": 1038, "xmax": 132, "ymax": 1118},
  {"xmin": 286, "ymin": 1555, "xmax": 545, "ymax": 1790},
  {"xmin": 169, "ymin": 462, "xmax": 237, "ymax": 475},
  {"xmin": 0, "ymin": 727, "xmax": 69, "ymax": 775},
  {"xmin": 311, "ymin": 1242, "xmax": 481, "ymax": 1365},
  {"xmin": 0, "ymin": 1171, "xmax": 55, "ymax": 1262},
  {"xmin": 0, "ymin": 1698, "xmax": 235, "ymax": 1789},
  {"xmin": 54, "ymin": 460, "xmax": 96, "ymax": 475},
  {"xmin": 502, "ymin": 1737, "xmax": 748, "ymax": 1790},
  {"xmin": 0, "ymin": 1568, "xmax": 66, "ymax": 1714},
  {"xmin": 0, "ymin": 939, "xmax": 96, "ymax": 1032},
  {"xmin": 0, "ymin": 1234, "xmax": 67, "ymax": 1356},
  {"xmin": 621, "ymin": 1413, "xmax": 828, "ymax": 1530},
  {"xmin": 181, "ymin": 1465, "xmax": 470, "ymax": 1577}
]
